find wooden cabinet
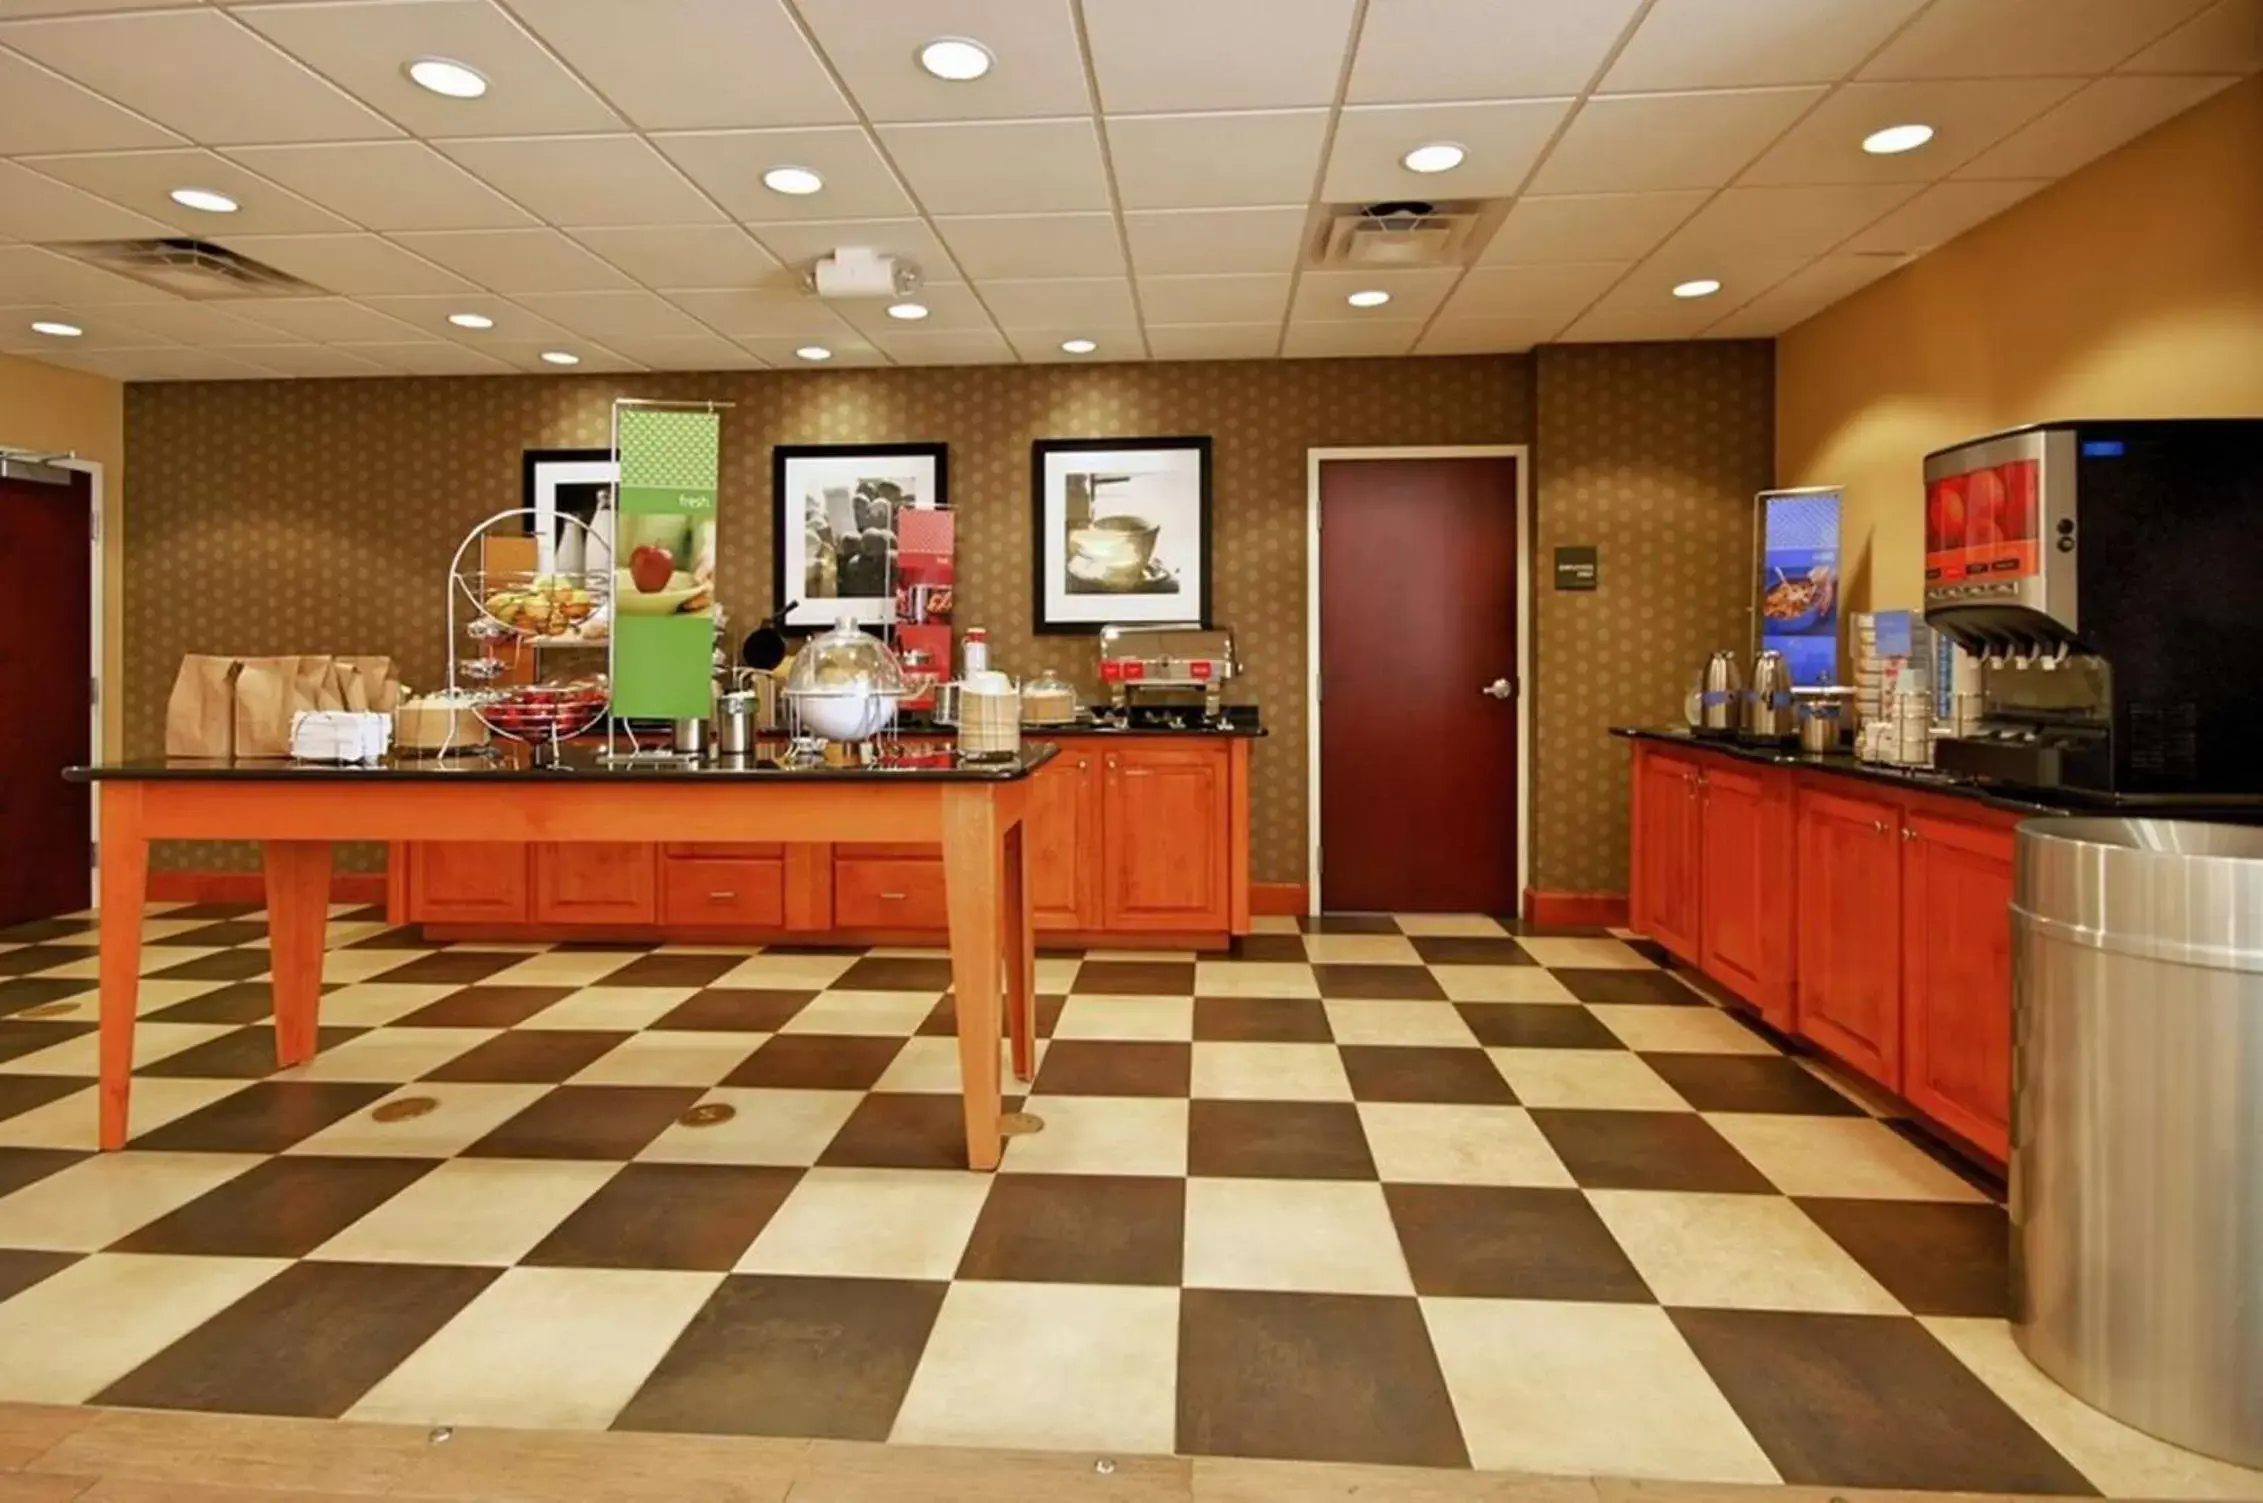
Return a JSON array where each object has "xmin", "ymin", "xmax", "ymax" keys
[
  {"xmin": 1795, "ymin": 785, "xmax": 1905, "ymax": 1090},
  {"xmin": 1101, "ymin": 741, "xmax": 1230, "ymax": 931},
  {"xmin": 533, "ymin": 842, "xmax": 656, "ymax": 925},
  {"xmin": 407, "ymin": 842, "xmax": 529, "ymax": 924},
  {"xmin": 834, "ymin": 856, "xmax": 949, "ymax": 930},
  {"xmin": 660, "ymin": 857, "xmax": 786, "ymax": 928},
  {"xmin": 1901, "ymin": 810, "xmax": 2015, "ymax": 1160},
  {"xmin": 1027, "ymin": 748, "xmax": 1100, "ymax": 931},
  {"xmin": 1698, "ymin": 757, "xmax": 1796, "ymax": 1030},
  {"xmin": 1631, "ymin": 745, "xmax": 1703, "ymax": 962}
]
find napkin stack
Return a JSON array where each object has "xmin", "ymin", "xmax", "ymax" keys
[{"xmin": 289, "ymin": 710, "xmax": 394, "ymax": 763}]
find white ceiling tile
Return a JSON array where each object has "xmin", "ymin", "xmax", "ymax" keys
[
  {"xmin": 2122, "ymin": 0, "xmax": 2263, "ymax": 74},
  {"xmin": 37, "ymin": 345, "xmax": 283, "ymax": 379},
  {"xmin": 480, "ymin": 338, "xmax": 642, "ymax": 373},
  {"xmin": 1290, "ymin": 266, "xmax": 1460, "ymax": 322},
  {"xmin": 0, "ymin": 160, "xmax": 175, "ymax": 242},
  {"xmin": 935, "ymin": 214, "xmax": 1124, "ymax": 279},
  {"xmin": 436, "ymin": 135, "xmax": 725, "ymax": 228},
  {"xmin": 0, "ymin": 9, "xmax": 399, "ymax": 144},
  {"xmin": 353, "ymin": 293, "xmax": 572, "ymax": 343},
  {"xmin": 0, "ymin": 0, "xmax": 210, "ymax": 13},
  {"xmin": 1841, "ymin": 178, "xmax": 2048, "ymax": 253},
  {"xmin": 209, "ymin": 343, "xmax": 393, "ymax": 378},
  {"xmin": 1281, "ymin": 319, "xmax": 1423, "ymax": 358},
  {"xmin": 510, "ymin": 290, "xmax": 713, "ymax": 339},
  {"xmin": 506, "ymin": 0, "xmax": 850, "ymax": 130},
  {"xmin": 737, "ymin": 334, "xmax": 885, "ymax": 366},
  {"xmin": 1439, "ymin": 262, "xmax": 1627, "ymax": 320},
  {"xmin": 1861, "ymin": 0, "xmax": 2215, "ymax": 79},
  {"xmin": 22, "ymin": 148, "xmax": 354, "ymax": 235},
  {"xmin": 870, "ymin": 327, "xmax": 1016, "ymax": 365},
  {"xmin": 1557, "ymin": 304, "xmax": 1723, "ymax": 343},
  {"xmin": 876, "ymin": 118, "xmax": 1109, "ymax": 215},
  {"xmin": 0, "ymin": 309, "xmax": 175, "ymax": 352},
  {"xmin": 1653, "ymin": 184, "xmax": 1921, "ymax": 261},
  {"xmin": 0, "ymin": 245, "xmax": 180, "ymax": 304},
  {"xmin": 746, "ymin": 218, "xmax": 956, "ymax": 285},
  {"xmin": 1143, "ymin": 322, "xmax": 1280, "ymax": 360},
  {"xmin": 1322, "ymin": 99, "xmax": 1574, "ymax": 202},
  {"xmin": 1107, "ymin": 110, "xmax": 1329, "ymax": 210},
  {"xmin": 213, "ymin": 234, "xmax": 477, "ymax": 296},
  {"xmin": 661, "ymin": 288, "xmax": 857, "ymax": 339},
  {"xmin": 567, "ymin": 225, "xmax": 779, "ymax": 289},
  {"xmin": 793, "ymin": 0, "xmax": 1089, "ymax": 123},
  {"xmin": 1135, "ymin": 273, "xmax": 1291, "ymax": 324},
  {"xmin": 1414, "ymin": 316, "xmax": 1566, "ymax": 354},
  {"xmin": 1578, "ymin": 250, "xmax": 1811, "ymax": 335},
  {"xmin": 0, "ymin": 45, "xmax": 181, "ymax": 153},
  {"xmin": 1739, "ymin": 78, "xmax": 2088, "ymax": 186},
  {"xmin": 93, "ymin": 299, "xmax": 297, "ymax": 344},
  {"xmin": 831, "ymin": 282, "xmax": 995, "ymax": 338},
  {"xmin": 1479, "ymin": 192, "xmax": 1706, "ymax": 265},
  {"xmin": 1701, "ymin": 297, "xmax": 1829, "ymax": 338},
  {"xmin": 1349, "ymin": 0, "xmax": 1645, "ymax": 104},
  {"xmin": 1604, "ymin": 0, "xmax": 1930, "ymax": 91},
  {"xmin": 331, "ymin": 340, "xmax": 515, "ymax": 375},
  {"xmin": 1123, "ymin": 206, "xmax": 1310, "ymax": 274},
  {"xmin": 388, "ymin": 229, "xmax": 637, "ymax": 292},
  {"xmin": 1007, "ymin": 326, "xmax": 1147, "ymax": 362},
  {"xmin": 235, "ymin": 0, "xmax": 621, "ymax": 138},
  {"xmin": 1725, "ymin": 251, "xmax": 1907, "ymax": 310},
  {"xmin": 1529, "ymin": 87, "xmax": 1827, "ymax": 194},
  {"xmin": 1953, "ymin": 74, "xmax": 2243, "ymax": 180},
  {"xmin": 654, "ymin": 128, "xmax": 913, "ymax": 223},
  {"xmin": 228, "ymin": 297, "xmax": 424, "ymax": 341},
  {"xmin": 223, "ymin": 142, "xmax": 535, "ymax": 231},
  {"xmin": 977, "ymin": 276, "xmax": 1137, "ymax": 330},
  {"xmin": 1085, "ymin": 0, "xmax": 1356, "ymax": 112},
  {"xmin": 596, "ymin": 333, "xmax": 766, "ymax": 370}
]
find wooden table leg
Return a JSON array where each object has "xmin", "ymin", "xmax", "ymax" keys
[
  {"xmin": 941, "ymin": 788, "xmax": 1004, "ymax": 1171},
  {"xmin": 97, "ymin": 784, "xmax": 148, "ymax": 1152},
  {"xmin": 262, "ymin": 840, "xmax": 333, "ymax": 1069},
  {"xmin": 1003, "ymin": 817, "xmax": 1036, "ymax": 1084}
]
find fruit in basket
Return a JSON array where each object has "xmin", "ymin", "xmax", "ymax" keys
[{"xmin": 629, "ymin": 545, "xmax": 675, "ymax": 593}]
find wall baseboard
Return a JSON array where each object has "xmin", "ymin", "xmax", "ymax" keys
[
  {"xmin": 149, "ymin": 872, "xmax": 389, "ymax": 905},
  {"xmin": 1524, "ymin": 889, "xmax": 1630, "ymax": 927},
  {"xmin": 1251, "ymin": 882, "xmax": 1307, "ymax": 916}
]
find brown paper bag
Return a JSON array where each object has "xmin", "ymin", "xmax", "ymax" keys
[
  {"xmin": 233, "ymin": 656, "xmax": 306, "ymax": 758},
  {"xmin": 332, "ymin": 662, "xmax": 370, "ymax": 713},
  {"xmin": 298, "ymin": 656, "xmax": 342, "ymax": 713},
  {"xmin": 338, "ymin": 655, "xmax": 400, "ymax": 713},
  {"xmin": 164, "ymin": 655, "xmax": 240, "ymax": 758}
]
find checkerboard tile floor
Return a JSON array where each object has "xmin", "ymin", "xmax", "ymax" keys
[{"xmin": 1, "ymin": 905, "xmax": 2259, "ymax": 1496}]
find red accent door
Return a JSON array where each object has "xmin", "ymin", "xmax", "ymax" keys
[
  {"xmin": 1319, "ymin": 456, "xmax": 1520, "ymax": 912},
  {"xmin": 1901, "ymin": 810, "xmax": 2015, "ymax": 1160},
  {"xmin": 0, "ymin": 468, "xmax": 92, "ymax": 927},
  {"xmin": 1699, "ymin": 758, "xmax": 1796, "ymax": 1029},
  {"xmin": 1631, "ymin": 746, "xmax": 1702, "ymax": 962},
  {"xmin": 1795, "ymin": 785, "xmax": 1904, "ymax": 1089}
]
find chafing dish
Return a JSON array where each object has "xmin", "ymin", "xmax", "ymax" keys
[{"xmin": 1097, "ymin": 623, "xmax": 1238, "ymax": 719}]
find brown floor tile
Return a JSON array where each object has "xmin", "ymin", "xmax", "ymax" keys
[
  {"xmin": 163, "ymin": 920, "xmax": 272, "ymax": 948},
  {"xmin": 346, "ymin": 927, "xmax": 446, "ymax": 950},
  {"xmin": 157, "ymin": 902, "xmax": 261, "ymax": 921},
  {"xmin": 138, "ymin": 1026, "xmax": 366, "ymax": 1080},
  {"xmin": 1643, "ymin": 1054, "xmax": 1866, "ymax": 1116},
  {"xmin": 0, "ymin": 978, "xmax": 95, "ymax": 1017},
  {"xmin": 1177, "ymin": 1288, "xmax": 1467, "ymax": 1467},
  {"xmin": 722, "ymin": 1035, "xmax": 905, "ymax": 1091},
  {"xmin": 1496, "ymin": 919, "xmax": 1610, "ymax": 938},
  {"xmin": 1884, "ymin": 1118, "xmax": 2008, "ymax": 1202},
  {"xmin": 918, "ymin": 995, "xmax": 1065, "ymax": 1039},
  {"xmin": 1193, "ymin": 997, "xmax": 1332, "ymax": 1043},
  {"xmin": 1229, "ymin": 934, "xmax": 1308, "ymax": 963},
  {"xmin": 956, "ymin": 1173, "xmax": 1184, "ymax": 1285},
  {"xmin": 420, "ymin": 1029, "xmax": 633, "ymax": 1084},
  {"xmin": 593, "ymin": 953, "xmax": 743, "ymax": 988},
  {"xmin": 0, "ymin": 916, "xmax": 96, "ymax": 944},
  {"xmin": 144, "ymin": 949, "xmax": 274, "ymax": 983},
  {"xmin": 1385, "ymin": 1183, "xmax": 1651, "ymax": 1300},
  {"xmin": 331, "ymin": 903, "xmax": 391, "ymax": 922},
  {"xmin": 364, "ymin": 951, "xmax": 526, "ymax": 986},
  {"xmin": 463, "ymin": 1085, "xmax": 705, "ymax": 1160},
  {"xmin": 833, "ymin": 956, "xmax": 954, "ymax": 992},
  {"xmin": 1454, "ymin": 1003, "xmax": 1622, "ymax": 1049},
  {"xmin": 525, "ymin": 1163, "xmax": 802, "ymax": 1272},
  {"xmin": 612, "ymin": 1273, "xmax": 945, "ymax": 1440},
  {"xmin": 1032, "ymin": 1040, "xmax": 1190, "ymax": 1097},
  {"xmin": 1298, "ymin": 914, "xmax": 1400, "ymax": 934},
  {"xmin": 1529, "ymin": 1109, "xmax": 1774, "ymax": 1193},
  {"xmin": 1073, "ymin": 960, "xmax": 1196, "ymax": 996},
  {"xmin": 1552, "ymin": 969, "xmax": 1700, "ymax": 1006},
  {"xmin": 1670, "ymin": 1307, "xmax": 2094, "ymax": 1493},
  {"xmin": 1311, "ymin": 965, "xmax": 1445, "ymax": 1001},
  {"xmin": 1339, "ymin": 1045, "xmax": 1516, "ymax": 1104},
  {"xmin": 143, "ymin": 981, "xmax": 323, "ymax": 1026},
  {"xmin": 398, "ymin": 985, "xmax": 576, "ymax": 1028},
  {"xmin": 653, "ymin": 989, "xmax": 814, "ymax": 1032},
  {"xmin": 1797, "ymin": 1199, "xmax": 2011, "ymax": 1317},
  {"xmin": 0, "ymin": 1146, "xmax": 83, "ymax": 1199},
  {"xmin": 1188, "ymin": 1100, "xmax": 1376, "ymax": 1180},
  {"xmin": 0, "ymin": 946, "xmax": 98, "ymax": 977},
  {"xmin": 1624, "ymin": 937, "xmax": 1676, "ymax": 966},
  {"xmin": 818, "ymin": 1093, "xmax": 975, "ymax": 1170},
  {"xmin": 111, "ymin": 1156, "xmax": 434, "ymax": 1258},
  {"xmin": 0, "ymin": 1248, "xmax": 76, "ymax": 1304},
  {"xmin": 1410, "ymin": 936, "xmax": 1535, "ymax": 966},
  {"xmin": 131, "ymin": 1081, "xmax": 392, "ymax": 1154},
  {"xmin": 0, "ymin": 1074, "xmax": 91, "ymax": 1123},
  {"xmin": 0, "ymin": 1020, "xmax": 94, "ymax": 1064},
  {"xmin": 95, "ymin": 1260, "xmax": 500, "ymax": 1419}
]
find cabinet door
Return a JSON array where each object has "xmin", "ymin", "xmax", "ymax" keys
[
  {"xmin": 1101, "ymin": 742, "xmax": 1230, "ymax": 931},
  {"xmin": 1698, "ymin": 758, "xmax": 1796, "ymax": 1028},
  {"xmin": 1027, "ymin": 748, "xmax": 1100, "ymax": 931},
  {"xmin": 1794, "ymin": 787, "xmax": 1904, "ymax": 1089},
  {"xmin": 533, "ymin": 842, "xmax": 657, "ymax": 925},
  {"xmin": 408, "ymin": 842, "xmax": 529, "ymax": 924},
  {"xmin": 1901, "ymin": 811, "xmax": 2015, "ymax": 1160},
  {"xmin": 1632, "ymin": 747, "xmax": 1703, "ymax": 962}
]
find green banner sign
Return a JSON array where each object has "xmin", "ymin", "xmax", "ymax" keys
[{"xmin": 613, "ymin": 406, "xmax": 719, "ymax": 720}]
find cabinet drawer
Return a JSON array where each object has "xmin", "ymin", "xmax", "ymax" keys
[
  {"xmin": 660, "ymin": 858, "xmax": 786, "ymax": 927},
  {"xmin": 664, "ymin": 842, "xmax": 784, "ymax": 859},
  {"xmin": 835, "ymin": 857, "xmax": 948, "ymax": 930}
]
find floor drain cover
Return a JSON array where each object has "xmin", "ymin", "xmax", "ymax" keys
[
  {"xmin": 1001, "ymin": 1111, "xmax": 1045, "ymax": 1137},
  {"xmin": 372, "ymin": 1096, "xmax": 439, "ymax": 1123},
  {"xmin": 14, "ymin": 1001, "xmax": 79, "ymax": 1020},
  {"xmin": 679, "ymin": 1102, "xmax": 737, "ymax": 1128}
]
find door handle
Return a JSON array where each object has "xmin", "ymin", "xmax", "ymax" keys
[{"xmin": 1481, "ymin": 677, "xmax": 1517, "ymax": 700}]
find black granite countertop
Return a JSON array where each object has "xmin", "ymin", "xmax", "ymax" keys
[
  {"xmin": 896, "ymin": 704, "xmax": 1267, "ymax": 738},
  {"xmin": 68, "ymin": 743, "xmax": 1058, "ymax": 784}
]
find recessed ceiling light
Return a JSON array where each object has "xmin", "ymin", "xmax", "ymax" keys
[
  {"xmin": 917, "ymin": 37, "xmax": 994, "ymax": 81},
  {"xmin": 447, "ymin": 312, "xmax": 495, "ymax": 329},
  {"xmin": 886, "ymin": 302, "xmax": 929, "ymax": 321},
  {"xmin": 169, "ymin": 187, "xmax": 237, "ymax": 214},
  {"xmin": 1862, "ymin": 122, "xmax": 1935, "ymax": 155},
  {"xmin": 405, "ymin": 56, "xmax": 488, "ymax": 99},
  {"xmin": 539, "ymin": 350, "xmax": 580, "ymax": 365},
  {"xmin": 1401, "ymin": 142, "xmax": 1466, "ymax": 174},
  {"xmin": 763, "ymin": 165, "xmax": 824, "ymax": 196},
  {"xmin": 1672, "ymin": 278, "xmax": 1722, "ymax": 299},
  {"xmin": 1346, "ymin": 289, "xmax": 1392, "ymax": 308},
  {"xmin": 30, "ymin": 320, "xmax": 81, "ymax": 338},
  {"xmin": 1060, "ymin": 338, "xmax": 1097, "ymax": 354},
  {"xmin": 796, "ymin": 345, "xmax": 833, "ymax": 362}
]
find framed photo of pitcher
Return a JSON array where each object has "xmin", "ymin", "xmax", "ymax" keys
[{"xmin": 1032, "ymin": 435, "xmax": 1212, "ymax": 633}]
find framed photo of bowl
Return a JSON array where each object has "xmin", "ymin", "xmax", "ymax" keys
[
  {"xmin": 1033, "ymin": 435, "xmax": 1212, "ymax": 632},
  {"xmin": 773, "ymin": 442, "xmax": 950, "ymax": 633}
]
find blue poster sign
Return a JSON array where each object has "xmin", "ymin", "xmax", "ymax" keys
[{"xmin": 1757, "ymin": 489, "xmax": 1841, "ymax": 687}]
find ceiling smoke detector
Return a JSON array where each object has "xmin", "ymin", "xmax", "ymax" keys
[
  {"xmin": 806, "ymin": 246, "xmax": 924, "ymax": 300},
  {"xmin": 1316, "ymin": 199, "xmax": 1482, "ymax": 269}
]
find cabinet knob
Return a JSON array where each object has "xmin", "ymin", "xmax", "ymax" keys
[
  {"xmin": 880, "ymin": 891, "xmax": 907, "ymax": 901},
  {"xmin": 1107, "ymin": 756, "xmax": 1118, "ymax": 770},
  {"xmin": 1076, "ymin": 758, "xmax": 1088, "ymax": 770},
  {"xmin": 1903, "ymin": 827, "xmax": 1919, "ymax": 842},
  {"xmin": 1872, "ymin": 819, "xmax": 1890, "ymax": 835},
  {"xmin": 708, "ymin": 891, "xmax": 736, "ymax": 901}
]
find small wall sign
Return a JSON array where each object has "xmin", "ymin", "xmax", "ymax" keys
[{"xmin": 1555, "ymin": 545, "xmax": 1599, "ymax": 592}]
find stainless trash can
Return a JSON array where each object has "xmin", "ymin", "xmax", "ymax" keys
[{"xmin": 2012, "ymin": 818, "xmax": 2263, "ymax": 1468}]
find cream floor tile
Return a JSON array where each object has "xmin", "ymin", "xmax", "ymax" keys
[
  {"xmin": 0, "ymin": 1022, "xmax": 239, "ymax": 1078},
  {"xmin": 322, "ymin": 949, "xmax": 447, "ymax": 984},
  {"xmin": 284, "ymin": 1083, "xmax": 551, "ymax": 1158},
  {"xmin": 777, "ymin": 990, "xmax": 939, "ymax": 1037},
  {"xmin": 1436, "ymin": 966, "xmax": 1578, "ymax": 1004},
  {"xmin": 1586, "ymin": 1190, "xmax": 1904, "ymax": 1314},
  {"xmin": 1422, "ymin": 1297, "xmax": 1777, "ymax": 1482},
  {"xmin": 137, "ymin": 918, "xmax": 220, "ymax": 942},
  {"xmin": 1190, "ymin": 1042, "xmax": 1352, "ymax": 1102},
  {"xmin": 1183, "ymin": 1178, "xmax": 1411, "ymax": 1295},
  {"xmin": 349, "ymin": 1266, "xmax": 720, "ymax": 1431},
  {"xmin": 1392, "ymin": 915, "xmax": 1509, "ymax": 937},
  {"xmin": 1301, "ymin": 934, "xmax": 1423, "ymax": 966},
  {"xmin": 0, "ymin": 1079, "xmax": 247, "ymax": 1151},
  {"xmin": 714, "ymin": 953, "xmax": 858, "ymax": 989},
  {"xmin": 315, "ymin": 983, "xmax": 461, "ymax": 1027},
  {"xmin": 1050, "ymin": 995, "xmax": 1194, "ymax": 1041},
  {"xmin": 310, "ymin": 1158, "xmax": 618, "ymax": 1266},
  {"xmin": 567, "ymin": 1031, "xmax": 768, "ymax": 1087},
  {"xmin": 1191, "ymin": 962, "xmax": 1318, "ymax": 999},
  {"xmin": 517, "ymin": 986, "xmax": 697, "ymax": 1031},
  {"xmin": 1707, "ymin": 1114, "xmax": 1989, "ymax": 1201},
  {"xmin": 1357, "ymin": 1103, "xmax": 1574, "ymax": 1188},
  {"xmin": 1590, "ymin": 1004, "xmax": 1777, "ymax": 1056},
  {"xmin": 1251, "ymin": 915, "xmax": 1300, "ymax": 934},
  {"xmin": 656, "ymin": 942, "xmax": 764, "ymax": 955},
  {"xmin": 0, "ymin": 1253, "xmax": 288, "ymax": 1404},
  {"xmin": 892, "ymin": 1282, "xmax": 1179, "ymax": 1455},
  {"xmin": 481, "ymin": 950, "xmax": 643, "ymax": 987},
  {"xmin": 635, "ymin": 1087, "xmax": 862, "ymax": 1167},
  {"xmin": 444, "ymin": 942, "xmax": 553, "ymax": 954},
  {"xmin": 284, "ymin": 1026, "xmax": 496, "ymax": 1083},
  {"xmin": 0, "ymin": 1151, "xmax": 260, "ymax": 1250},
  {"xmin": 1034, "ymin": 957, "xmax": 1080, "ymax": 993},
  {"xmin": 866, "ymin": 946, "xmax": 950, "ymax": 959},
  {"xmin": 1000, "ymin": 1095, "xmax": 1187, "ymax": 1177},
  {"xmin": 1924, "ymin": 1316, "xmax": 2263, "ymax": 1499},
  {"xmin": 1487, "ymin": 1049, "xmax": 1693, "ymax": 1112},
  {"xmin": 1516, "ymin": 937, "xmax": 1656, "ymax": 970},
  {"xmin": 322, "ymin": 921, "xmax": 396, "ymax": 949},
  {"xmin": 1083, "ymin": 949, "xmax": 1198, "ymax": 962},
  {"xmin": 737, "ymin": 1167, "xmax": 991, "ymax": 1280},
  {"xmin": 872, "ymin": 1035, "xmax": 1036, "ymax": 1094},
  {"xmin": 1321, "ymin": 1000, "xmax": 1479, "ymax": 1048}
]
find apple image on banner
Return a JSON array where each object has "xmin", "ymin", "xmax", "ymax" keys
[{"xmin": 630, "ymin": 545, "xmax": 674, "ymax": 593}]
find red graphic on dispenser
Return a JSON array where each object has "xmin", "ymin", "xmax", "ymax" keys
[{"xmin": 1927, "ymin": 457, "xmax": 2039, "ymax": 584}]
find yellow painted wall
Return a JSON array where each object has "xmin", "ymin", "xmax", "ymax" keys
[
  {"xmin": 0, "ymin": 349, "xmax": 125, "ymax": 755},
  {"xmin": 1777, "ymin": 74, "xmax": 2263, "ymax": 615}
]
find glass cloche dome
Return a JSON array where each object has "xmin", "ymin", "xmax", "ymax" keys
[{"xmin": 782, "ymin": 621, "xmax": 906, "ymax": 742}]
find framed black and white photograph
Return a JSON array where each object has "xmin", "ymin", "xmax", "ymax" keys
[
  {"xmin": 1032, "ymin": 436, "xmax": 1212, "ymax": 632},
  {"xmin": 773, "ymin": 443, "xmax": 949, "ymax": 631},
  {"xmin": 522, "ymin": 447, "xmax": 616, "ymax": 575}
]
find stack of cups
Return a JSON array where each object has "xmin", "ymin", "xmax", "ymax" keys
[{"xmin": 957, "ymin": 670, "xmax": 1021, "ymax": 762}]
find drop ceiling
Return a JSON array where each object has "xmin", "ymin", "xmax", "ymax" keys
[{"xmin": 0, "ymin": 0, "xmax": 2252, "ymax": 380}]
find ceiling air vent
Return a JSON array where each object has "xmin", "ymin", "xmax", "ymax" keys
[
  {"xmin": 49, "ymin": 238, "xmax": 320, "ymax": 300},
  {"xmin": 1316, "ymin": 200, "xmax": 1485, "ymax": 269}
]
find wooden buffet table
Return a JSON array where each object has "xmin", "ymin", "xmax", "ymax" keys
[{"xmin": 67, "ymin": 749, "xmax": 1051, "ymax": 1167}]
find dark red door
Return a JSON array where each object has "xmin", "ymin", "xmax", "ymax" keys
[
  {"xmin": 0, "ymin": 465, "xmax": 93, "ymax": 927},
  {"xmin": 1319, "ymin": 456, "xmax": 1520, "ymax": 913}
]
